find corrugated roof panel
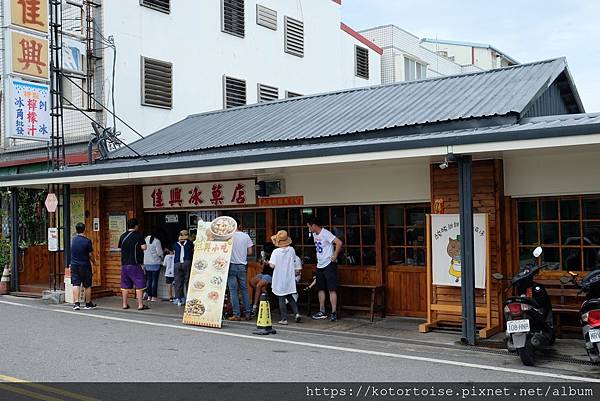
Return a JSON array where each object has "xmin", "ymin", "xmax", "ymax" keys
[{"xmin": 111, "ymin": 58, "xmax": 572, "ymax": 159}]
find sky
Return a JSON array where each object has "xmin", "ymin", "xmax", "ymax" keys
[{"xmin": 341, "ymin": 0, "xmax": 600, "ymax": 112}]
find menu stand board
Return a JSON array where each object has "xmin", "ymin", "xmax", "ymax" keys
[{"xmin": 183, "ymin": 218, "xmax": 237, "ymax": 328}]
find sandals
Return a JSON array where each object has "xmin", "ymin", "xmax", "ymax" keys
[
  {"xmin": 122, "ymin": 305, "xmax": 130, "ymax": 310},
  {"xmin": 138, "ymin": 305, "xmax": 150, "ymax": 311}
]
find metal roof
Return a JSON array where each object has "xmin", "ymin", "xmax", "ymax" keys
[
  {"xmin": 420, "ymin": 38, "xmax": 519, "ymax": 64},
  {"xmin": 110, "ymin": 58, "xmax": 577, "ymax": 160},
  {"xmin": 5, "ymin": 112, "xmax": 599, "ymax": 185}
]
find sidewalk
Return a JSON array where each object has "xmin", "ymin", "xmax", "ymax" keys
[{"xmin": 87, "ymin": 296, "xmax": 591, "ymax": 363}]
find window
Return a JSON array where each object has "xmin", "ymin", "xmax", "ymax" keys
[
  {"xmin": 225, "ymin": 210, "xmax": 266, "ymax": 261},
  {"xmin": 256, "ymin": 4, "xmax": 277, "ymax": 30},
  {"xmin": 285, "ymin": 91, "xmax": 302, "ymax": 98},
  {"xmin": 404, "ymin": 57, "xmax": 427, "ymax": 81},
  {"xmin": 222, "ymin": 0, "xmax": 245, "ymax": 37},
  {"xmin": 284, "ymin": 16, "xmax": 304, "ymax": 57},
  {"xmin": 223, "ymin": 76, "xmax": 246, "ymax": 108},
  {"xmin": 275, "ymin": 206, "xmax": 377, "ymax": 266},
  {"xmin": 140, "ymin": 0, "xmax": 170, "ymax": 14},
  {"xmin": 141, "ymin": 56, "xmax": 173, "ymax": 109},
  {"xmin": 516, "ymin": 196, "xmax": 600, "ymax": 271},
  {"xmin": 384, "ymin": 205, "xmax": 429, "ymax": 267},
  {"xmin": 257, "ymin": 83, "xmax": 278, "ymax": 102},
  {"xmin": 355, "ymin": 46, "xmax": 369, "ymax": 79}
]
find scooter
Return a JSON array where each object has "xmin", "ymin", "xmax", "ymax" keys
[
  {"xmin": 560, "ymin": 268, "xmax": 600, "ymax": 364},
  {"xmin": 493, "ymin": 247, "xmax": 556, "ymax": 366}
]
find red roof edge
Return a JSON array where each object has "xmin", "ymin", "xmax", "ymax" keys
[
  {"xmin": 0, "ymin": 152, "xmax": 92, "ymax": 168},
  {"xmin": 340, "ymin": 22, "xmax": 383, "ymax": 55},
  {"xmin": 332, "ymin": 0, "xmax": 342, "ymax": 5}
]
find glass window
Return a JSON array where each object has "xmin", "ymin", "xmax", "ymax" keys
[
  {"xmin": 384, "ymin": 204, "xmax": 430, "ymax": 267},
  {"xmin": 275, "ymin": 205, "xmax": 378, "ymax": 267},
  {"xmin": 225, "ymin": 210, "xmax": 266, "ymax": 261},
  {"xmin": 517, "ymin": 196, "xmax": 600, "ymax": 271}
]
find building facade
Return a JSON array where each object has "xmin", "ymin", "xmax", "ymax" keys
[
  {"xmin": 101, "ymin": 0, "xmax": 382, "ymax": 143},
  {"xmin": 420, "ymin": 38, "xmax": 518, "ymax": 70},
  {"xmin": 5, "ymin": 58, "xmax": 599, "ymax": 337}
]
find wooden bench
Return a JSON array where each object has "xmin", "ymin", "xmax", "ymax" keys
[
  {"xmin": 537, "ymin": 279, "xmax": 584, "ymax": 336},
  {"xmin": 338, "ymin": 284, "xmax": 385, "ymax": 322},
  {"xmin": 297, "ymin": 283, "xmax": 386, "ymax": 322}
]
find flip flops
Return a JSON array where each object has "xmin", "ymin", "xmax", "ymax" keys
[
  {"xmin": 138, "ymin": 305, "xmax": 150, "ymax": 311},
  {"xmin": 122, "ymin": 305, "xmax": 130, "ymax": 310}
]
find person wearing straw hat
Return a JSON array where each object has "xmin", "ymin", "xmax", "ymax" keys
[
  {"xmin": 173, "ymin": 230, "xmax": 194, "ymax": 306},
  {"xmin": 269, "ymin": 230, "xmax": 301, "ymax": 325}
]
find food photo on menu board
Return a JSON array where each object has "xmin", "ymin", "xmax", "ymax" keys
[{"xmin": 182, "ymin": 216, "xmax": 237, "ymax": 328}]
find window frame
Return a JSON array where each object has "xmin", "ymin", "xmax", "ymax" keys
[
  {"xmin": 516, "ymin": 195, "xmax": 600, "ymax": 272},
  {"xmin": 257, "ymin": 83, "xmax": 279, "ymax": 102},
  {"xmin": 354, "ymin": 45, "xmax": 369, "ymax": 80},
  {"xmin": 284, "ymin": 16, "xmax": 304, "ymax": 58},
  {"xmin": 140, "ymin": 56, "xmax": 173, "ymax": 109},
  {"xmin": 383, "ymin": 204, "xmax": 429, "ymax": 268},
  {"xmin": 223, "ymin": 75, "xmax": 247, "ymax": 109},
  {"xmin": 222, "ymin": 0, "xmax": 246, "ymax": 38},
  {"xmin": 403, "ymin": 56, "xmax": 427, "ymax": 82},
  {"xmin": 140, "ymin": 0, "xmax": 170, "ymax": 14},
  {"xmin": 274, "ymin": 206, "xmax": 377, "ymax": 268}
]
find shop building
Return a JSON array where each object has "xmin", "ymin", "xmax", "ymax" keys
[{"xmin": 3, "ymin": 58, "xmax": 600, "ymax": 330}]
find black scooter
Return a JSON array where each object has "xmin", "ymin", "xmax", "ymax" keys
[
  {"xmin": 493, "ymin": 247, "xmax": 556, "ymax": 366},
  {"xmin": 560, "ymin": 269, "xmax": 600, "ymax": 364}
]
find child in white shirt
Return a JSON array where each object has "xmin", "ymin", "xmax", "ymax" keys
[{"xmin": 163, "ymin": 251, "xmax": 175, "ymax": 301}]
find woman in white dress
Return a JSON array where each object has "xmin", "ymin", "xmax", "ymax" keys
[{"xmin": 269, "ymin": 230, "xmax": 301, "ymax": 325}]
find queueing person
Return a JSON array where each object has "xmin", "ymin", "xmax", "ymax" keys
[
  {"xmin": 163, "ymin": 250, "xmax": 175, "ymax": 301},
  {"xmin": 70, "ymin": 222, "xmax": 97, "ymax": 310},
  {"xmin": 118, "ymin": 218, "xmax": 149, "ymax": 311},
  {"xmin": 227, "ymin": 218, "xmax": 254, "ymax": 321},
  {"xmin": 143, "ymin": 229, "xmax": 164, "ymax": 302},
  {"xmin": 173, "ymin": 230, "xmax": 194, "ymax": 306},
  {"xmin": 249, "ymin": 242, "xmax": 275, "ymax": 317},
  {"xmin": 306, "ymin": 217, "xmax": 343, "ymax": 322},
  {"xmin": 269, "ymin": 230, "xmax": 301, "ymax": 325}
]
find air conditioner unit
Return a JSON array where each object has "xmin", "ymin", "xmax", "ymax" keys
[{"xmin": 256, "ymin": 179, "xmax": 285, "ymax": 196}]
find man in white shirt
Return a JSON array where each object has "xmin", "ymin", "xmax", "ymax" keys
[
  {"xmin": 307, "ymin": 217, "xmax": 343, "ymax": 321},
  {"xmin": 227, "ymin": 217, "xmax": 254, "ymax": 321}
]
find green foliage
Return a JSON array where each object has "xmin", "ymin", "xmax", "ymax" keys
[
  {"xmin": 17, "ymin": 189, "xmax": 48, "ymax": 247},
  {"xmin": 0, "ymin": 236, "xmax": 9, "ymax": 269}
]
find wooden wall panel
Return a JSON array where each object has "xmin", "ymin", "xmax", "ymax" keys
[
  {"xmin": 20, "ymin": 245, "xmax": 49, "ymax": 285},
  {"xmin": 429, "ymin": 159, "xmax": 505, "ymax": 329},
  {"xmin": 385, "ymin": 268, "xmax": 427, "ymax": 317},
  {"xmin": 100, "ymin": 186, "xmax": 139, "ymax": 294}
]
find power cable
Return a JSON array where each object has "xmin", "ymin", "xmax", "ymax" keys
[{"xmin": 60, "ymin": 95, "xmax": 149, "ymax": 162}]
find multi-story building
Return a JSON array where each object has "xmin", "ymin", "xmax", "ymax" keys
[
  {"xmin": 1, "ymin": 0, "xmax": 382, "ymax": 169},
  {"xmin": 360, "ymin": 24, "xmax": 517, "ymax": 84},
  {"xmin": 420, "ymin": 38, "xmax": 518, "ymax": 70},
  {"xmin": 102, "ymin": 0, "xmax": 382, "ymax": 143}
]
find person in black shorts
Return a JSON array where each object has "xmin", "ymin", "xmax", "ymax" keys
[
  {"xmin": 307, "ymin": 218, "xmax": 343, "ymax": 322},
  {"xmin": 70, "ymin": 223, "xmax": 97, "ymax": 310}
]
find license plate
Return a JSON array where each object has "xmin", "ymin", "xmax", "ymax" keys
[
  {"xmin": 507, "ymin": 319, "xmax": 530, "ymax": 334},
  {"xmin": 590, "ymin": 329, "xmax": 600, "ymax": 343}
]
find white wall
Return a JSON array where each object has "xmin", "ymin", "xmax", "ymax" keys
[
  {"xmin": 102, "ymin": 0, "xmax": 381, "ymax": 143},
  {"xmin": 504, "ymin": 149, "xmax": 600, "ymax": 197},
  {"xmin": 361, "ymin": 25, "xmax": 465, "ymax": 84},
  {"xmin": 279, "ymin": 161, "xmax": 431, "ymax": 206}
]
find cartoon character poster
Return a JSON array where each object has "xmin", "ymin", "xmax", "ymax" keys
[{"xmin": 431, "ymin": 214, "xmax": 487, "ymax": 289}]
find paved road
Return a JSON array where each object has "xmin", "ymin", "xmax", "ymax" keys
[{"xmin": 1, "ymin": 296, "xmax": 599, "ymax": 383}]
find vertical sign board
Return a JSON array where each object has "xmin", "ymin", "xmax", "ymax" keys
[
  {"xmin": 7, "ymin": 79, "xmax": 51, "ymax": 141},
  {"xmin": 108, "ymin": 215, "xmax": 127, "ymax": 251},
  {"xmin": 70, "ymin": 194, "xmax": 85, "ymax": 240},
  {"xmin": 183, "ymin": 218, "xmax": 237, "ymax": 328},
  {"xmin": 10, "ymin": 30, "xmax": 50, "ymax": 80},
  {"xmin": 10, "ymin": 0, "xmax": 49, "ymax": 33},
  {"xmin": 431, "ymin": 213, "xmax": 487, "ymax": 289}
]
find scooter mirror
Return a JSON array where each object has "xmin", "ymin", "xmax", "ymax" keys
[
  {"xmin": 492, "ymin": 273, "xmax": 504, "ymax": 280},
  {"xmin": 559, "ymin": 276, "xmax": 572, "ymax": 284},
  {"xmin": 533, "ymin": 246, "xmax": 543, "ymax": 258}
]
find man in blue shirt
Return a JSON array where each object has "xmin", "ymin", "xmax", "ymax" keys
[{"xmin": 70, "ymin": 222, "xmax": 97, "ymax": 310}]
